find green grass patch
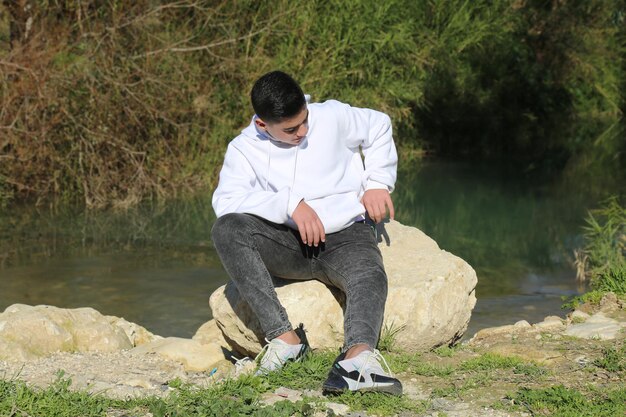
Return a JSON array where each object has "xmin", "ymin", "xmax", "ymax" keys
[
  {"xmin": 509, "ymin": 385, "xmax": 626, "ymax": 417},
  {"xmin": 0, "ymin": 374, "xmax": 117, "ymax": 417},
  {"xmin": 561, "ymin": 290, "xmax": 605, "ymax": 310},
  {"xmin": 333, "ymin": 391, "xmax": 427, "ymax": 416},
  {"xmin": 460, "ymin": 353, "xmax": 547, "ymax": 377},
  {"xmin": 432, "ymin": 344, "xmax": 463, "ymax": 358},
  {"xmin": 388, "ymin": 353, "xmax": 454, "ymax": 377},
  {"xmin": 593, "ymin": 345, "xmax": 626, "ymax": 372},
  {"xmin": 565, "ymin": 197, "xmax": 625, "ymax": 309},
  {"xmin": 0, "ymin": 351, "xmax": 425, "ymax": 417},
  {"xmin": 578, "ymin": 197, "xmax": 626, "ymax": 293},
  {"xmin": 263, "ymin": 350, "xmax": 337, "ymax": 391},
  {"xmin": 594, "ymin": 267, "xmax": 626, "ymax": 294},
  {"xmin": 378, "ymin": 322, "xmax": 407, "ymax": 352}
]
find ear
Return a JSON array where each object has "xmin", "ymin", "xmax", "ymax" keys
[{"xmin": 254, "ymin": 118, "xmax": 267, "ymax": 129}]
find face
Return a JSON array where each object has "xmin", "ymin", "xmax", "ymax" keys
[{"xmin": 255, "ymin": 107, "xmax": 309, "ymax": 146}]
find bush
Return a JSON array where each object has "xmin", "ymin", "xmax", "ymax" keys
[
  {"xmin": 577, "ymin": 197, "xmax": 626, "ymax": 294},
  {"xmin": 1, "ymin": 1, "xmax": 623, "ymax": 208}
]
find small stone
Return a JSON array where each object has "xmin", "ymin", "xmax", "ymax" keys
[
  {"xmin": 275, "ymin": 387, "xmax": 302, "ymax": 400},
  {"xmin": 533, "ymin": 319, "xmax": 565, "ymax": 331},
  {"xmin": 326, "ymin": 402, "xmax": 350, "ymax": 415},
  {"xmin": 514, "ymin": 320, "xmax": 531, "ymax": 328},
  {"xmin": 535, "ymin": 334, "xmax": 542, "ymax": 340},
  {"xmin": 575, "ymin": 355, "xmax": 590, "ymax": 366},
  {"xmin": 569, "ymin": 310, "xmax": 590, "ymax": 322},
  {"xmin": 123, "ymin": 378, "xmax": 155, "ymax": 389},
  {"xmin": 599, "ymin": 292, "xmax": 620, "ymax": 313}
]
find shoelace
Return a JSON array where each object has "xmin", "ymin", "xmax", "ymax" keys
[
  {"xmin": 255, "ymin": 338, "xmax": 272, "ymax": 362},
  {"xmin": 354, "ymin": 349, "xmax": 394, "ymax": 391},
  {"xmin": 233, "ymin": 355, "xmax": 254, "ymax": 369},
  {"xmin": 254, "ymin": 337, "xmax": 285, "ymax": 373}
]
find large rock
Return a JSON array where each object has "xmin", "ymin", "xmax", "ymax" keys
[
  {"xmin": 0, "ymin": 304, "xmax": 159, "ymax": 361},
  {"xmin": 209, "ymin": 220, "xmax": 477, "ymax": 355}
]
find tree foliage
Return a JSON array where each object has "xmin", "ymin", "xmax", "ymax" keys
[{"xmin": 0, "ymin": 0, "xmax": 623, "ymax": 208}]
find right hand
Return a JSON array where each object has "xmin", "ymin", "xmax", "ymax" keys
[{"xmin": 292, "ymin": 200, "xmax": 326, "ymax": 247}]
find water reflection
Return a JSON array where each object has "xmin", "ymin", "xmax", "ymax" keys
[
  {"xmin": 0, "ymin": 196, "xmax": 228, "ymax": 337},
  {"xmin": 0, "ymin": 158, "xmax": 623, "ymax": 338},
  {"xmin": 394, "ymin": 158, "xmax": 623, "ymax": 336}
]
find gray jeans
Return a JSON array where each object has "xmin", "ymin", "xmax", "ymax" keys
[{"xmin": 211, "ymin": 213, "xmax": 387, "ymax": 351}]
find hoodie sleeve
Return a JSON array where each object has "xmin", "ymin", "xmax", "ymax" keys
[
  {"xmin": 338, "ymin": 102, "xmax": 398, "ymax": 192},
  {"xmin": 212, "ymin": 144, "xmax": 301, "ymax": 223}
]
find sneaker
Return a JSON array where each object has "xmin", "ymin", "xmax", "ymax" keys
[
  {"xmin": 255, "ymin": 323, "xmax": 310, "ymax": 375},
  {"xmin": 322, "ymin": 349, "xmax": 403, "ymax": 396}
]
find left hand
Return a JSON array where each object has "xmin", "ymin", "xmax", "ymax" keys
[{"xmin": 361, "ymin": 189, "xmax": 395, "ymax": 223}]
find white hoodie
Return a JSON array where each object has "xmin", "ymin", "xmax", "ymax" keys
[{"xmin": 212, "ymin": 99, "xmax": 397, "ymax": 234}]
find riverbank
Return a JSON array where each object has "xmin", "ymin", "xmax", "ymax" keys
[{"xmin": 1, "ymin": 295, "xmax": 624, "ymax": 417}]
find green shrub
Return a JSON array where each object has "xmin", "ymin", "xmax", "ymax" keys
[
  {"xmin": 1, "ymin": 1, "xmax": 623, "ymax": 208},
  {"xmin": 578, "ymin": 197, "xmax": 626, "ymax": 294}
]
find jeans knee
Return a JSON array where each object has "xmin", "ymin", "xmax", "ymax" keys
[{"xmin": 211, "ymin": 213, "xmax": 252, "ymax": 246}]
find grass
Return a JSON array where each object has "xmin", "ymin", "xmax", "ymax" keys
[
  {"xmin": 579, "ymin": 197, "xmax": 625, "ymax": 289},
  {"xmin": 377, "ymin": 321, "xmax": 406, "ymax": 352},
  {"xmin": 564, "ymin": 197, "xmax": 625, "ymax": 309},
  {"xmin": 1, "ymin": 344, "xmax": 624, "ymax": 416},
  {"xmin": 0, "ymin": 373, "xmax": 117, "ymax": 417},
  {"xmin": 593, "ymin": 344, "xmax": 626, "ymax": 372},
  {"xmin": 561, "ymin": 290, "xmax": 606, "ymax": 310},
  {"xmin": 460, "ymin": 353, "xmax": 549, "ymax": 381},
  {"xmin": 0, "ymin": 351, "xmax": 419, "ymax": 417},
  {"xmin": 509, "ymin": 385, "xmax": 626, "ymax": 417},
  {"xmin": 432, "ymin": 344, "xmax": 463, "ymax": 358}
]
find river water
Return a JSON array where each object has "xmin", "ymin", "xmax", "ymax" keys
[{"xmin": 0, "ymin": 158, "xmax": 622, "ymax": 339}]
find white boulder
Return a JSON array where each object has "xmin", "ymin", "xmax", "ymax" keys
[
  {"xmin": 209, "ymin": 220, "xmax": 477, "ymax": 355},
  {"xmin": 0, "ymin": 304, "xmax": 159, "ymax": 361}
]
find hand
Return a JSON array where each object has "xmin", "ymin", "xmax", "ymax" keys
[
  {"xmin": 292, "ymin": 200, "xmax": 326, "ymax": 246},
  {"xmin": 361, "ymin": 189, "xmax": 395, "ymax": 223}
]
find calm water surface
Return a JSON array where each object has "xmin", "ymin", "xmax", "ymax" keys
[{"xmin": 0, "ymin": 159, "xmax": 622, "ymax": 338}]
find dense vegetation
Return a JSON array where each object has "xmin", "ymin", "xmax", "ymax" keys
[
  {"xmin": 563, "ymin": 197, "xmax": 626, "ymax": 308},
  {"xmin": 0, "ymin": 0, "xmax": 624, "ymax": 208}
]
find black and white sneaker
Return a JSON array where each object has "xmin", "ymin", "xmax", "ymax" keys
[
  {"xmin": 254, "ymin": 323, "xmax": 310, "ymax": 375},
  {"xmin": 322, "ymin": 349, "xmax": 403, "ymax": 396}
]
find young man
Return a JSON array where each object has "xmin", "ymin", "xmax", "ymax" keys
[{"xmin": 211, "ymin": 71, "xmax": 402, "ymax": 395}]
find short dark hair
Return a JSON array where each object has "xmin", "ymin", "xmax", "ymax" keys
[{"xmin": 251, "ymin": 71, "xmax": 306, "ymax": 123}]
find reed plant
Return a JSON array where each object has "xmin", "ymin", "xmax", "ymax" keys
[
  {"xmin": 576, "ymin": 197, "xmax": 626, "ymax": 294},
  {"xmin": 0, "ymin": 0, "xmax": 623, "ymax": 208}
]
